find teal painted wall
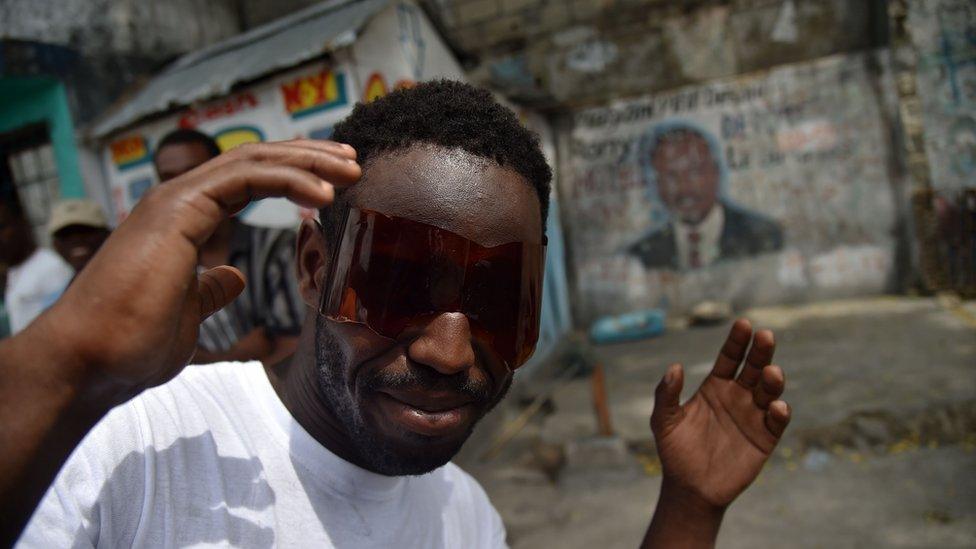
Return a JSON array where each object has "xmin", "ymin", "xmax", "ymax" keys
[{"xmin": 0, "ymin": 77, "xmax": 84, "ymax": 198}]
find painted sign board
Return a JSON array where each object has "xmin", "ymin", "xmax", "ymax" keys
[{"xmin": 99, "ymin": 1, "xmax": 464, "ymax": 227}]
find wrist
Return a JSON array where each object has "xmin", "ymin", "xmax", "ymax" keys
[
  {"xmin": 11, "ymin": 309, "xmax": 129, "ymax": 415},
  {"xmin": 641, "ymin": 479, "xmax": 726, "ymax": 549},
  {"xmin": 659, "ymin": 478, "xmax": 727, "ymax": 523}
]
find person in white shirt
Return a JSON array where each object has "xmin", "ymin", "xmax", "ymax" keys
[
  {"xmin": 0, "ymin": 200, "xmax": 73, "ymax": 334},
  {"xmin": 1, "ymin": 81, "xmax": 792, "ymax": 548}
]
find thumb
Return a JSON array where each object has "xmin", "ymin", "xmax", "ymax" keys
[
  {"xmin": 197, "ymin": 266, "xmax": 246, "ymax": 320},
  {"xmin": 651, "ymin": 363, "xmax": 684, "ymax": 437}
]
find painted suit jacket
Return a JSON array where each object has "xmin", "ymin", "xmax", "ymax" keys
[{"xmin": 627, "ymin": 202, "xmax": 784, "ymax": 270}]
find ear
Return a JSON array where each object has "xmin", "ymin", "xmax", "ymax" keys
[{"xmin": 295, "ymin": 218, "xmax": 330, "ymax": 309}]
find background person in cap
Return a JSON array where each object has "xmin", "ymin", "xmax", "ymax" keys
[
  {"xmin": 0, "ymin": 198, "xmax": 72, "ymax": 335},
  {"xmin": 48, "ymin": 199, "xmax": 111, "ymax": 276},
  {"xmin": 153, "ymin": 128, "xmax": 304, "ymax": 366}
]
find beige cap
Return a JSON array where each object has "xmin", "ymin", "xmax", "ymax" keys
[{"xmin": 48, "ymin": 199, "xmax": 109, "ymax": 236}]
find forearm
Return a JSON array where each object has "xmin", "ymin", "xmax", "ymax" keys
[
  {"xmin": 640, "ymin": 480, "xmax": 726, "ymax": 549},
  {"xmin": 0, "ymin": 320, "xmax": 113, "ymax": 544}
]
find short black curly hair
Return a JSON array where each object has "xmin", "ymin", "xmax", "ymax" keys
[
  {"xmin": 155, "ymin": 128, "xmax": 221, "ymax": 159},
  {"xmin": 322, "ymin": 80, "xmax": 552, "ymax": 239}
]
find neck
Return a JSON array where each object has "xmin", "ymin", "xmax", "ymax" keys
[{"xmin": 264, "ymin": 325, "xmax": 370, "ymax": 470}]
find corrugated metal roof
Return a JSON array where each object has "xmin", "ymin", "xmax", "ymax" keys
[{"xmin": 92, "ymin": 0, "xmax": 390, "ymax": 137}]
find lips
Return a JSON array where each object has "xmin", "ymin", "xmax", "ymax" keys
[{"xmin": 375, "ymin": 389, "xmax": 476, "ymax": 438}]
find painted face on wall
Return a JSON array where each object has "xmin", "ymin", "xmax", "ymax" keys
[{"xmin": 651, "ymin": 132, "xmax": 720, "ymax": 225}]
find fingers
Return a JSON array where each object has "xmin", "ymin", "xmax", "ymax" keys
[
  {"xmin": 217, "ymin": 141, "xmax": 362, "ymax": 187},
  {"xmin": 198, "ymin": 266, "xmax": 246, "ymax": 320},
  {"xmin": 155, "ymin": 141, "xmax": 362, "ymax": 241},
  {"xmin": 205, "ymin": 161, "xmax": 341, "ymax": 212},
  {"xmin": 753, "ymin": 365, "xmax": 784, "ymax": 409},
  {"xmin": 764, "ymin": 400, "xmax": 791, "ymax": 438},
  {"xmin": 281, "ymin": 139, "xmax": 358, "ymax": 160},
  {"xmin": 709, "ymin": 318, "xmax": 753, "ymax": 379},
  {"xmin": 651, "ymin": 363, "xmax": 684, "ymax": 436},
  {"xmin": 736, "ymin": 329, "xmax": 775, "ymax": 388},
  {"xmin": 167, "ymin": 162, "xmax": 340, "ymax": 246}
]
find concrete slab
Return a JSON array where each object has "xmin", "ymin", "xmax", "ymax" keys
[{"xmin": 463, "ymin": 297, "xmax": 976, "ymax": 547}]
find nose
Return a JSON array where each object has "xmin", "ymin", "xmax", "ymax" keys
[{"xmin": 407, "ymin": 312, "xmax": 476, "ymax": 376}]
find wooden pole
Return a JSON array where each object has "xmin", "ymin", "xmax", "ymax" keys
[{"xmin": 591, "ymin": 363, "xmax": 614, "ymax": 437}]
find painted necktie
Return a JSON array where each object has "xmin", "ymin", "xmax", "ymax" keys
[{"xmin": 688, "ymin": 229, "xmax": 702, "ymax": 269}]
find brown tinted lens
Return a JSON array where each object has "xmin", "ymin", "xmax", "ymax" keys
[{"xmin": 321, "ymin": 208, "xmax": 545, "ymax": 370}]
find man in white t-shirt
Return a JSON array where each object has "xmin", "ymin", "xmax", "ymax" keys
[
  {"xmin": 1, "ymin": 82, "xmax": 791, "ymax": 548},
  {"xmin": 0, "ymin": 200, "xmax": 73, "ymax": 334}
]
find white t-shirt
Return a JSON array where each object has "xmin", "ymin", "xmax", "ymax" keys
[
  {"xmin": 18, "ymin": 361, "xmax": 506, "ymax": 548},
  {"xmin": 4, "ymin": 248, "xmax": 73, "ymax": 334}
]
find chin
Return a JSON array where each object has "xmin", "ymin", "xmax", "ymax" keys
[{"xmin": 355, "ymin": 417, "xmax": 473, "ymax": 476}]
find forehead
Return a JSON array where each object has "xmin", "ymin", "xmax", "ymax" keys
[
  {"xmin": 155, "ymin": 142, "xmax": 212, "ymax": 166},
  {"xmin": 346, "ymin": 145, "xmax": 543, "ymax": 246},
  {"xmin": 652, "ymin": 133, "xmax": 711, "ymax": 166}
]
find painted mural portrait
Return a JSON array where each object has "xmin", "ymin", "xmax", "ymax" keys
[{"xmin": 627, "ymin": 122, "xmax": 784, "ymax": 271}]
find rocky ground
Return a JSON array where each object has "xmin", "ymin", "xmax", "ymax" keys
[{"xmin": 457, "ymin": 296, "xmax": 976, "ymax": 548}]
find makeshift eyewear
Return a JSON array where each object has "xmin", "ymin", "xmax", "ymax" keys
[{"xmin": 320, "ymin": 207, "xmax": 546, "ymax": 370}]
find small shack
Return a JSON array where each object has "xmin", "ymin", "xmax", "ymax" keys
[{"xmin": 92, "ymin": 0, "xmax": 465, "ymax": 227}]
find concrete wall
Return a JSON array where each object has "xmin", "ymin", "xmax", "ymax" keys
[
  {"xmin": 415, "ymin": 0, "xmax": 976, "ymax": 318},
  {"xmin": 0, "ymin": 0, "xmax": 241, "ymax": 58},
  {"xmin": 908, "ymin": 0, "xmax": 976, "ymax": 194},
  {"xmin": 424, "ymin": 0, "xmax": 889, "ymax": 107},
  {"xmin": 558, "ymin": 50, "xmax": 905, "ymax": 321},
  {"xmin": 0, "ymin": 0, "xmax": 244, "ymax": 125},
  {"xmin": 904, "ymin": 0, "xmax": 976, "ymax": 294}
]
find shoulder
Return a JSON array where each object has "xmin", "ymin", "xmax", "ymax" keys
[
  {"xmin": 429, "ymin": 463, "xmax": 500, "ymax": 521},
  {"xmin": 433, "ymin": 464, "xmax": 506, "ymax": 546},
  {"xmin": 66, "ymin": 362, "xmax": 263, "ymax": 492},
  {"xmin": 81, "ymin": 361, "xmax": 262, "ymax": 455},
  {"xmin": 719, "ymin": 203, "xmax": 783, "ymax": 254},
  {"xmin": 723, "ymin": 203, "xmax": 778, "ymax": 230},
  {"xmin": 627, "ymin": 225, "xmax": 677, "ymax": 268},
  {"xmin": 18, "ymin": 362, "xmax": 265, "ymax": 547}
]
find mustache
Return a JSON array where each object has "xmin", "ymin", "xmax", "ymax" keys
[{"xmin": 364, "ymin": 364, "xmax": 493, "ymax": 404}]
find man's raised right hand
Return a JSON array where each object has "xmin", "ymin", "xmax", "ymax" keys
[
  {"xmin": 0, "ymin": 140, "xmax": 359, "ymax": 543},
  {"xmin": 39, "ymin": 139, "xmax": 360, "ymax": 402}
]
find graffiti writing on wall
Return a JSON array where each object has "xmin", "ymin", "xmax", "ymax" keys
[
  {"xmin": 279, "ymin": 70, "xmax": 347, "ymax": 119},
  {"xmin": 177, "ymin": 93, "xmax": 259, "ymax": 128},
  {"xmin": 214, "ymin": 125, "xmax": 265, "ymax": 151},
  {"xmin": 910, "ymin": 0, "xmax": 976, "ymax": 191},
  {"xmin": 561, "ymin": 52, "xmax": 899, "ymax": 320},
  {"xmin": 109, "ymin": 135, "xmax": 150, "ymax": 170},
  {"xmin": 363, "ymin": 72, "xmax": 388, "ymax": 102}
]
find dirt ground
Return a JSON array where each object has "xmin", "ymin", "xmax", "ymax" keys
[{"xmin": 458, "ymin": 296, "xmax": 976, "ymax": 548}]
